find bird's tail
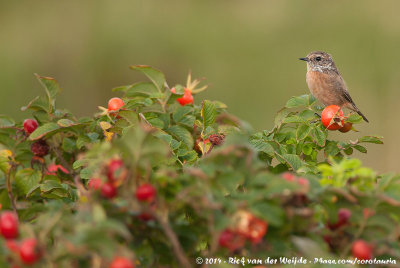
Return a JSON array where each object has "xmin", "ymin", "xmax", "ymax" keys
[{"xmin": 356, "ymin": 109, "xmax": 369, "ymax": 123}]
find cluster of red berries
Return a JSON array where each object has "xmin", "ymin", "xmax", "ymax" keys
[
  {"xmin": 219, "ymin": 211, "xmax": 268, "ymax": 252},
  {"xmin": 0, "ymin": 211, "xmax": 41, "ymax": 265},
  {"xmin": 323, "ymin": 208, "xmax": 373, "ymax": 260},
  {"xmin": 88, "ymin": 159, "xmax": 126, "ymax": 199},
  {"xmin": 320, "ymin": 105, "xmax": 352, "ymax": 132},
  {"xmin": 281, "ymin": 172, "xmax": 309, "ymax": 188}
]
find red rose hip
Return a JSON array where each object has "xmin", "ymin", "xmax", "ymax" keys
[
  {"xmin": 23, "ymin": 119, "xmax": 38, "ymax": 134},
  {"xmin": 107, "ymin": 159, "xmax": 124, "ymax": 182},
  {"xmin": 31, "ymin": 140, "xmax": 49, "ymax": 157},
  {"xmin": 321, "ymin": 105, "xmax": 344, "ymax": 130},
  {"xmin": 19, "ymin": 238, "xmax": 41, "ymax": 265},
  {"xmin": 88, "ymin": 178, "xmax": 102, "ymax": 190},
  {"xmin": 108, "ymin": 97, "xmax": 125, "ymax": 111},
  {"xmin": 352, "ymin": 240, "xmax": 372, "ymax": 260},
  {"xmin": 109, "ymin": 256, "xmax": 135, "ymax": 268},
  {"xmin": 0, "ymin": 211, "xmax": 19, "ymax": 239},
  {"xmin": 136, "ymin": 184, "xmax": 156, "ymax": 202},
  {"xmin": 101, "ymin": 183, "xmax": 117, "ymax": 199}
]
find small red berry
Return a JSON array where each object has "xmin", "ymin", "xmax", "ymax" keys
[
  {"xmin": 328, "ymin": 208, "xmax": 352, "ymax": 230},
  {"xmin": 297, "ymin": 177, "xmax": 309, "ymax": 186},
  {"xmin": 218, "ymin": 229, "xmax": 246, "ymax": 252},
  {"xmin": 108, "ymin": 97, "xmax": 125, "ymax": 111},
  {"xmin": 281, "ymin": 172, "xmax": 296, "ymax": 182},
  {"xmin": 352, "ymin": 240, "xmax": 372, "ymax": 260},
  {"xmin": 136, "ymin": 184, "xmax": 156, "ymax": 202},
  {"xmin": 19, "ymin": 238, "xmax": 41, "ymax": 265},
  {"xmin": 45, "ymin": 164, "xmax": 69, "ymax": 176},
  {"xmin": 101, "ymin": 183, "xmax": 117, "ymax": 199},
  {"xmin": 109, "ymin": 256, "xmax": 135, "ymax": 268},
  {"xmin": 23, "ymin": 119, "xmax": 38, "ymax": 134},
  {"xmin": 0, "ymin": 211, "xmax": 19, "ymax": 239},
  {"xmin": 107, "ymin": 159, "xmax": 124, "ymax": 182},
  {"xmin": 88, "ymin": 178, "xmax": 102, "ymax": 190},
  {"xmin": 31, "ymin": 140, "xmax": 49, "ymax": 157}
]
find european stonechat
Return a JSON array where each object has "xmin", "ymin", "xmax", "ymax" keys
[{"xmin": 299, "ymin": 51, "xmax": 368, "ymax": 122}]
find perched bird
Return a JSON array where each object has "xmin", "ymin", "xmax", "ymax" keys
[{"xmin": 299, "ymin": 51, "xmax": 368, "ymax": 122}]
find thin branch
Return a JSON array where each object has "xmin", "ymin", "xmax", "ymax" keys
[
  {"xmin": 155, "ymin": 212, "xmax": 192, "ymax": 268},
  {"xmin": 6, "ymin": 166, "xmax": 18, "ymax": 218}
]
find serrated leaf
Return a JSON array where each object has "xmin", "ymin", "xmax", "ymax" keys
[
  {"xmin": 285, "ymin": 94, "xmax": 315, "ymax": 108},
  {"xmin": 312, "ymin": 125, "xmax": 327, "ymax": 147},
  {"xmin": 173, "ymin": 106, "xmax": 193, "ymax": 122},
  {"xmin": 166, "ymin": 125, "xmax": 194, "ymax": 149},
  {"xmin": 35, "ymin": 74, "xmax": 61, "ymax": 113},
  {"xmin": 346, "ymin": 113, "xmax": 363, "ymax": 124},
  {"xmin": 283, "ymin": 115, "xmax": 305, "ymax": 124},
  {"xmin": 276, "ymin": 153, "xmax": 304, "ymax": 171},
  {"xmin": 296, "ymin": 124, "xmax": 311, "ymax": 141},
  {"xmin": 130, "ymin": 65, "xmax": 166, "ymax": 92},
  {"xmin": 29, "ymin": 123, "xmax": 60, "ymax": 140},
  {"xmin": 201, "ymin": 100, "xmax": 216, "ymax": 131},
  {"xmin": 21, "ymin": 95, "xmax": 50, "ymax": 113},
  {"xmin": 14, "ymin": 168, "xmax": 41, "ymax": 196},
  {"xmin": 118, "ymin": 110, "xmax": 139, "ymax": 125}
]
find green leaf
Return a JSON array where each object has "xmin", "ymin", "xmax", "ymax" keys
[
  {"xmin": 166, "ymin": 125, "xmax": 194, "ymax": 149},
  {"xmin": 250, "ymin": 202, "xmax": 284, "ymax": 226},
  {"xmin": 57, "ymin": 119, "xmax": 76, "ymax": 128},
  {"xmin": 14, "ymin": 168, "xmax": 41, "ymax": 196},
  {"xmin": 346, "ymin": 113, "xmax": 363, "ymax": 124},
  {"xmin": 285, "ymin": 94, "xmax": 315, "ymax": 108},
  {"xmin": 283, "ymin": 115, "xmax": 305, "ymax": 124},
  {"xmin": 0, "ymin": 115, "xmax": 15, "ymax": 128},
  {"xmin": 118, "ymin": 110, "xmax": 139, "ymax": 125},
  {"xmin": 29, "ymin": 123, "xmax": 60, "ymax": 140},
  {"xmin": 173, "ymin": 106, "xmax": 193, "ymax": 122},
  {"xmin": 353, "ymin": 144, "xmax": 367, "ymax": 153},
  {"xmin": 276, "ymin": 153, "xmax": 304, "ymax": 171},
  {"xmin": 21, "ymin": 95, "xmax": 50, "ymax": 113},
  {"xmin": 358, "ymin": 136, "xmax": 384, "ymax": 144},
  {"xmin": 201, "ymin": 100, "xmax": 217, "ymax": 131},
  {"xmin": 35, "ymin": 74, "xmax": 61, "ymax": 113},
  {"xmin": 296, "ymin": 124, "xmax": 311, "ymax": 141},
  {"xmin": 124, "ymin": 82, "xmax": 159, "ymax": 97},
  {"xmin": 129, "ymin": 65, "xmax": 166, "ymax": 93},
  {"xmin": 312, "ymin": 125, "xmax": 327, "ymax": 147}
]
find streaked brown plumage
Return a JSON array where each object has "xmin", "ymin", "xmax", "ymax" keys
[{"xmin": 299, "ymin": 51, "xmax": 368, "ymax": 122}]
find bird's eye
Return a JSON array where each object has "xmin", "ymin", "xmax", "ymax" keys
[{"xmin": 315, "ymin": 56, "xmax": 322, "ymax": 61}]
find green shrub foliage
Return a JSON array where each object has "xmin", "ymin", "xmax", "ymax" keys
[{"xmin": 0, "ymin": 66, "xmax": 398, "ymax": 267}]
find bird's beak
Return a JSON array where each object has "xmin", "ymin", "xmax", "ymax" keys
[{"xmin": 299, "ymin": 57, "xmax": 309, "ymax": 62}]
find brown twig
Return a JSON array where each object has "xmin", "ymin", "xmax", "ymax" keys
[
  {"xmin": 5, "ymin": 167, "xmax": 18, "ymax": 218},
  {"xmin": 155, "ymin": 212, "xmax": 192, "ymax": 268}
]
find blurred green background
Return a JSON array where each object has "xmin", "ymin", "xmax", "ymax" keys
[{"xmin": 0, "ymin": 0, "xmax": 399, "ymax": 172}]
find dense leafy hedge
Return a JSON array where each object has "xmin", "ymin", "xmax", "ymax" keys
[{"xmin": 0, "ymin": 66, "xmax": 399, "ymax": 267}]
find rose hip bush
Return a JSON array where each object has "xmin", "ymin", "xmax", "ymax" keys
[{"xmin": 0, "ymin": 66, "xmax": 399, "ymax": 267}]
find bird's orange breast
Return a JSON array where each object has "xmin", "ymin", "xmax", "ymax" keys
[{"xmin": 306, "ymin": 71, "xmax": 341, "ymax": 106}]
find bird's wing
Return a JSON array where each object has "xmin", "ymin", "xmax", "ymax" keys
[{"xmin": 332, "ymin": 76, "xmax": 358, "ymax": 110}]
